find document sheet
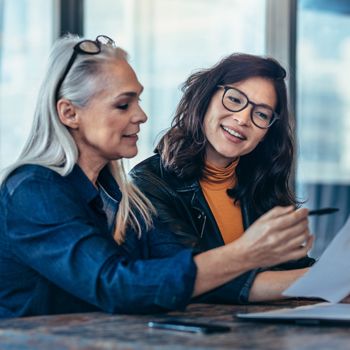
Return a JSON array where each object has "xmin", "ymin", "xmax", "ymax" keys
[
  {"xmin": 236, "ymin": 302, "xmax": 350, "ymax": 322},
  {"xmin": 283, "ymin": 216, "xmax": 350, "ymax": 303}
]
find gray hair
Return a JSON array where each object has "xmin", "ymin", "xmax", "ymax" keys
[
  {"xmin": 2, "ymin": 34, "xmax": 127, "ymax": 178},
  {"xmin": 1, "ymin": 34, "xmax": 154, "ymax": 242}
]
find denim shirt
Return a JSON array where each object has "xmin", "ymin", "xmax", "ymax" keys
[{"xmin": 0, "ymin": 164, "xmax": 196, "ymax": 318}]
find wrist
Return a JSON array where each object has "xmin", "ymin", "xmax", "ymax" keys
[{"xmin": 228, "ymin": 236, "xmax": 258, "ymax": 272}]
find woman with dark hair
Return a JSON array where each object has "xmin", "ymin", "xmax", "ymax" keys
[{"xmin": 131, "ymin": 53, "xmax": 315, "ymax": 303}]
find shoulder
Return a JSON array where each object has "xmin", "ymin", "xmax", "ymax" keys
[
  {"xmin": 1, "ymin": 166, "xmax": 62, "ymax": 222},
  {"xmin": 130, "ymin": 154, "xmax": 198, "ymax": 192},
  {"xmin": 1, "ymin": 164, "xmax": 85, "ymax": 210},
  {"xmin": 130, "ymin": 154, "xmax": 162, "ymax": 178},
  {"xmin": 1, "ymin": 165, "xmax": 92, "ymax": 224},
  {"xmin": 130, "ymin": 154, "xmax": 182, "ymax": 204},
  {"xmin": 2, "ymin": 165, "xmax": 64, "ymax": 196},
  {"xmin": 130, "ymin": 154, "xmax": 181, "ymax": 190},
  {"xmin": 131, "ymin": 153, "xmax": 185, "ymax": 184},
  {"xmin": 130, "ymin": 154, "xmax": 167, "ymax": 189}
]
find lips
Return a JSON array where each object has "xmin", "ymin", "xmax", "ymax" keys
[
  {"xmin": 123, "ymin": 131, "xmax": 139, "ymax": 137},
  {"xmin": 221, "ymin": 125, "xmax": 247, "ymax": 140}
]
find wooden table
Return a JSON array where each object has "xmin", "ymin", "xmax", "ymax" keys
[{"xmin": 0, "ymin": 301, "xmax": 349, "ymax": 349}]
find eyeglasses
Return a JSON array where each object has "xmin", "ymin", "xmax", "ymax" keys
[
  {"xmin": 55, "ymin": 35, "xmax": 116, "ymax": 102},
  {"xmin": 217, "ymin": 85, "xmax": 279, "ymax": 129}
]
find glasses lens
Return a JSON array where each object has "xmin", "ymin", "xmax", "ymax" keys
[
  {"xmin": 96, "ymin": 35, "xmax": 116, "ymax": 47},
  {"xmin": 252, "ymin": 106, "xmax": 275, "ymax": 128},
  {"xmin": 78, "ymin": 40, "xmax": 100, "ymax": 54},
  {"xmin": 223, "ymin": 88, "xmax": 247, "ymax": 112}
]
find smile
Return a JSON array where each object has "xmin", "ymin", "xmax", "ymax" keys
[
  {"xmin": 123, "ymin": 132, "xmax": 138, "ymax": 137},
  {"xmin": 221, "ymin": 126, "xmax": 246, "ymax": 140}
]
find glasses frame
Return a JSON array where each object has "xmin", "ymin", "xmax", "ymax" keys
[
  {"xmin": 55, "ymin": 35, "xmax": 116, "ymax": 102},
  {"xmin": 217, "ymin": 85, "xmax": 280, "ymax": 129}
]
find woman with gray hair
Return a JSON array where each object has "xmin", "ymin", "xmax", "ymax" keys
[{"xmin": 0, "ymin": 34, "xmax": 312, "ymax": 317}]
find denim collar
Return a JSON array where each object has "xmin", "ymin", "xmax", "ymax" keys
[
  {"xmin": 98, "ymin": 166, "xmax": 122, "ymax": 202},
  {"xmin": 65, "ymin": 164, "xmax": 122, "ymax": 204}
]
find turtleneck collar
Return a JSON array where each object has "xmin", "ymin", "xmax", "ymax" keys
[{"xmin": 201, "ymin": 158, "xmax": 239, "ymax": 189}]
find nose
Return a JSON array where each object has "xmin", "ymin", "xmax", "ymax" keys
[
  {"xmin": 132, "ymin": 105, "xmax": 148, "ymax": 124},
  {"xmin": 232, "ymin": 105, "xmax": 252, "ymax": 126}
]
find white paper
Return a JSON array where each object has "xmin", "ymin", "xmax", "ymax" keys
[
  {"xmin": 237, "ymin": 303, "xmax": 350, "ymax": 321},
  {"xmin": 283, "ymin": 215, "xmax": 350, "ymax": 303}
]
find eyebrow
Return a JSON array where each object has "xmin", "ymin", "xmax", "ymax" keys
[
  {"xmin": 117, "ymin": 86, "xmax": 144, "ymax": 98},
  {"xmin": 225, "ymin": 85, "xmax": 275, "ymax": 110},
  {"xmin": 254, "ymin": 102, "xmax": 275, "ymax": 110},
  {"xmin": 117, "ymin": 92, "xmax": 137, "ymax": 98}
]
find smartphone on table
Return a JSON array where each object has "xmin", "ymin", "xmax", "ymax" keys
[{"xmin": 148, "ymin": 319, "xmax": 231, "ymax": 334}]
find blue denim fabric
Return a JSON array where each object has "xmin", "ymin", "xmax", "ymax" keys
[{"xmin": 0, "ymin": 164, "xmax": 196, "ymax": 318}]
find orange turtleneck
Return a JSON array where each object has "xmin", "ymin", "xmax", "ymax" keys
[{"xmin": 199, "ymin": 159, "xmax": 244, "ymax": 244}]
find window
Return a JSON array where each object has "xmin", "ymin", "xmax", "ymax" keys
[
  {"xmin": 296, "ymin": 0, "xmax": 350, "ymax": 256},
  {"xmin": 0, "ymin": 0, "xmax": 55, "ymax": 169},
  {"xmin": 85, "ymin": 0, "xmax": 266, "ymax": 167}
]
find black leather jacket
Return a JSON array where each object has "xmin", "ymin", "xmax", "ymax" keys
[{"xmin": 130, "ymin": 154, "xmax": 314, "ymax": 303}]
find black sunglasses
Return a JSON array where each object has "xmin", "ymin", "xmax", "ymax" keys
[{"xmin": 55, "ymin": 35, "xmax": 116, "ymax": 102}]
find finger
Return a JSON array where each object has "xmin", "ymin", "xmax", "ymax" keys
[
  {"xmin": 294, "ymin": 207, "xmax": 309, "ymax": 218},
  {"xmin": 266, "ymin": 218, "xmax": 309, "ymax": 246},
  {"xmin": 279, "ymin": 247, "xmax": 307, "ymax": 263},
  {"xmin": 303, "ymin": 234, "xmax": 314, "ymax": 252},
  {"xmin": 268, "ymin": 235, "xmax": 314, "ymax": 265},
  {"xmin": 282, "ymin": 220, "xmax": 310, "ymax": 241},
  {"xmin": 262, "ymin": 205, "xmax": 295, "ymax": 220},
  {"xmin": 272, "ymin": 230, "xmax": 312, "ymax": 261},
  {"xmin": 284, "ymin": 236, "xmax": 314, "ymax": 261},
  {"xmin": 269, "ymin": 208, "xmax": 309, "ymax": 232},
  {"xmin": 281, "ymin": 229, "xmax": 310, "ymax": 250}
]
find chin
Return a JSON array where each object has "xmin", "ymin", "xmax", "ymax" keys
[
  {"xmin": 218, "ymin": 149, "xmax": 241, "ymax": 160},
  {"xmin": 122, "ymin": 150, "xmax": 138, "ymax": 159}
]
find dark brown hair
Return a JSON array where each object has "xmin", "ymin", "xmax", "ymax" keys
[{"xmin": 156, "ymin": 53, "xmax": 297, "ymax": 215}]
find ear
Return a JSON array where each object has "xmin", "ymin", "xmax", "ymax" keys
[{"xmin": 56, "ymin": 99, "xmax": 79, "ymax": 129}]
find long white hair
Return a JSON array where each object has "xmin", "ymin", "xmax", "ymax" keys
[{"xmin": 0, "ymin": 34, "xmax": 155, "ymax": 243}]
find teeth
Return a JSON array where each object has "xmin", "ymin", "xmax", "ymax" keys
[{"xmin": 222, "ymin": 126, "xmax": 245, "ymax": 140}]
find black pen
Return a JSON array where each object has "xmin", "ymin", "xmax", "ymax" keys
[{"xmin": 308, "ymin": 207, "xmax": 339, "ymax": 216}]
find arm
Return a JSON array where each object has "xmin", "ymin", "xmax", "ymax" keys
[
  {"xmin": 192, "ymin": 206, "xmax": 313, "ymax": 297},
  {"xmin": 4, "ymin": 168, "xmax": 312, "ymax": 316},
  {"xmin": 4, "ymin": 175, "xmax": 195, "ymax": 314},
  {"xmin": 144, "ymin": 201, "xmax": 314, "ymax": 301},
  {"xmin": 132, "ymin": 167, "xmax": 313, "ymax": 303},
  {"xmin": 131, "ymin": 168, "xmax": 260, "ymax": 302},
  {"xmin": 248, "ymin": 268, "xmax": 308, "ymax": 302}
]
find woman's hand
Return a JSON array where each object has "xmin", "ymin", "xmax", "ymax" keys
[
  {"xmin": 236, "ymin": 206, "xmax": 313, "ymax": 270},
  {"xmin": 193, "ymin": 206, "xmax": 313, "ymax": 297}
]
